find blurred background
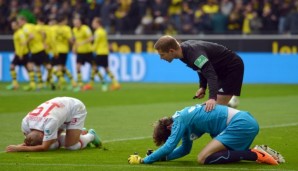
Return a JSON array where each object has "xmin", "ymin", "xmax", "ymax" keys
[
  {"xmin": 0, "ymin": 0, "xmax": 297, "ymax": 84},
  {"xmin": 0, "ymin": 0, "xmax": 298, "ymax": 35}
]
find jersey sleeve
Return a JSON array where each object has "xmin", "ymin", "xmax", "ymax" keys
[
  {"xmin": 43, "ymin": 119, "xmax": 59, "ymax": 142},
  {"xmin": 84, "ymin": 26, "xmax": 92, "ymax": 37},
  {"xmin": 166, "ymin": 132, "xmax": 193, "ymax": 161},
  {"xmin": 143, "ymin": 120, "xmax": 187, "ymax": 164},
  {"xmin": 92, "ymin": 31, "xmax": 99, "ymax": 52},
  {"xmin": 193, "ymin": 54, "xmax": 218, "ymax": 100},
  {"xmin": 21, "ymin": 117, "xmax": 30, "ymax": 135}
]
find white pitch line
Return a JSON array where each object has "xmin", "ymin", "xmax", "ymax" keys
[
  {"xmin": 0, "ymin": 163, "xmax": 296, "ymax": 171},
  {"xmin": 261, "ymin": 122, "xmax": 298, "ymax": 129}
]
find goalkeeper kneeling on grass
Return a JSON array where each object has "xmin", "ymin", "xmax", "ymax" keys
[{"xmin": 128, "ymin": 104, "xmax": 285, "ymax": 165}]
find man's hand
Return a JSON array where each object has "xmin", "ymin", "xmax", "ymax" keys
[
  {"xmin": 203, "ymin": 99, "xmax": 216, "ymax": 112},
  {"xmin": 194, "ymin": 88, "xmax": 206, "ymax": 99},
  {"xmin": 128, "ymin": 154, "xmax": 143, "ymax": 164},
  {"xmin": 6, "ymin": 145, "xmax": 20, "ymax": 152}
]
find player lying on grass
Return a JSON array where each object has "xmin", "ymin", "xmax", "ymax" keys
[
  {"xmin": 6, "ymin": 97, "xmax": 101, "ymax": 152},
  {"xmin": 128, "ymin": 104, "xmax": 285, "ymax": 165}
]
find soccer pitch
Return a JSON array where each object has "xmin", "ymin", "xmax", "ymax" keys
[{"xmin": 0, "ymin": 83, "xmax": 297, "ymax": 171}]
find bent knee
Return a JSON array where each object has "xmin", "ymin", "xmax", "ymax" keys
[{"xmin": 197, "ymin": 154, "xmax": 207, "ymax": 164}]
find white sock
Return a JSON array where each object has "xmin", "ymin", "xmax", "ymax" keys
[
  {"xmin": 58, "ymin": 133, "xmax": 94, "ymax": 149},
  {"xmin": 49, "ymin": 141, "xmax": 60, "ymax": 150},
  {"xmin": 79, "ymin": 133, "xmax": 94, "ymax": 148},
  {"xmin": 65, "ymin": 142, "xmax": 81, "ymax": 150}
]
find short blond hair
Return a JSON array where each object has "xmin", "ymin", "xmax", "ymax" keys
[{"xmin": 154, "ymin": 35, "xmax": 180, "ymax": 52}]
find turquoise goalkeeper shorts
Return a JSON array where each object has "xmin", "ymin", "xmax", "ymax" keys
[{"xmin": 215, "ymin": 111, "xmax": 259, "ymax": 151}]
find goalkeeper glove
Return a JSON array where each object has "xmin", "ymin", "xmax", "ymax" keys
[{"xmin": 128, "ymin": 154, "xmax": 143, "ymax": 164}]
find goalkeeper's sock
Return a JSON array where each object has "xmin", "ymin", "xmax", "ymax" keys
[{"xmin": 204, "ymin": 150, "xmax": 257, "ymax": 164}]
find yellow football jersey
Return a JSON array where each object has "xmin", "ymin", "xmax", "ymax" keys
[
  {"xmin": 72, "ymin": 25, "xmax": 93, "ymax": 53},
  {"xmin": 93, "ymin": 27, "xmax": 109, "ymax": 55},
  {"xmin": 54, "ymin": 25, "xmax": 72, "ymax": 53},
  {"xmin": 13, "ymin": 28, "xmax": 29, "ymax": 57},
  {"xmin": 22, "ymin": 23, "xmax": 45, "ymax": 54},
  {"xmin": 36, "ymin": 24, "xmax": 56, "ymax": 55}
]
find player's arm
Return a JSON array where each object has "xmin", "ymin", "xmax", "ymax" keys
[
  {"xmin": 200, "ymin": 64, "xmax": 218, "ymax": 100},
  {"xmin": 92, "ymin": 32, "xmax": 98, "ymax": 52},
  {"xmin": 166, "ymin": 133, "xmax": 193, "ymax": 161},
  {"xmin": 6, "ymin": 139, "xmax": 56, "ymax": 152},
  {"xmin": 143, "ymin": 121, "xmax": 185, "ymax": 164},
  {"xmin": 198, "ymin": 72, "xmax": 207, "ymax": 90},
  {"xmin": 77, "ymin": 27, "xmax": 93, "ymax": 46},
  {"xmin": 193, "ymin": 55, "xmax": 218, "ymax": 111},
  {"xmin": 78, "ymin": 36, "xmax": 93, "ymax": 46}
]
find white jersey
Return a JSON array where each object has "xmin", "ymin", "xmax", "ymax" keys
[{"xmin": 21, "ymin": 97, "xmax": 87, "ymax": 142}]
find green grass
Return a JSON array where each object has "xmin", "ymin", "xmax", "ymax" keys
[{"xmin": 0, "ymin": 83, "xmax": 297, "ymax": 171}]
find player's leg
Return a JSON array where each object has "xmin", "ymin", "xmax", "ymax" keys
[
  {"xmin": 228, "ymin": 96, "xmax": 240, "ymax": 108},
  {"xmin": 202, "ymin": 112, "xmax": 277, "ymax": 165},
  {"xmin": 42, "ymin": 51, "xmax": 55, "ymax": 90},
  {"xmin": 23, "ymin": 53, "xmax": 39, "ymax": 91},
  {"xmin": 58, "ymin": 53, "xmax": 72, "ymax": 89},
  {"xmin": 226, "ymin": 58, "xmax": 244, "ymax": 108},
  {"xmin": 95, "ymin": 55, "xmax": 108, "ymax": 91},
  {"xmin": 25, "ymin": 61, "xmax": 36, "ymax": 90},
  {"xmin": 35, "ymin": 65, "xmax": 43, "ymax": 89},
  {"xmin": 199, "ymin": 139, "xmax": 259, "ymax": 164},
  {"xmin": 216, "ymin": 95, "xmax": 233, "ymax": 105},
  {"xmin": 91, "ymin": 54, "xmax": 105, "ymax": 85},
  {"xmin": 7, "ymin": 57, "xmax": 18, "ymax": 90},
  {"xmin": 101, "ymin": 55, "xmax": 120, "ymax": 90},
  {"xmin": 30, "ymin": 52, "xmax": 44, "ymax": 90},
  {"xmin": 63, "ymin": 103, "xmax": 101, "ymax": 150},
  {"xmin": 105, "ymin": 67, "xmax": 121, "ymax": 90},
  {"xmin": 217, "ymin": 65, "xmax": 243, "ymax": 107},
  {"xmin": 56, "ymin": 129, "xmax": 99, "ymax": 150},
  {"xmin": 72, "ymin": 54, "xmax": 83, "ymax": 91},
  {"xmin": 197, "ymin": 139, "xmax": 227, "ymax": 164}
]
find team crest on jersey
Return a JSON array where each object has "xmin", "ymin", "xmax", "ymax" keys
[
  {"xmin": 45, "ymin": 129, "xmax": 51, "ymax": 135},
  {"xmin": 190, "ymin": 133, "xmax": 199, "ymax": 140}
]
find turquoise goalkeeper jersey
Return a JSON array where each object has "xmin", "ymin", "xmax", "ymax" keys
[{"xmin": 143, "ymin": 104, "xmax": 229, "ymax": 164}]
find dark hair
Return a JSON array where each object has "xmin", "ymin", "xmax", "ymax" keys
[{"xmin": 153, "ymin": 117, "xmax": 173, "ymax": 146}]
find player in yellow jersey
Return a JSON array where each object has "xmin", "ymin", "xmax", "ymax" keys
[
  {"xmin": 91, "ymin": 17, "xmax": 120, "ymax": 91},
  {"xmin": 52, "ymin": 16, "xmax": 75, "ymax": 90},
  {"xmin": 36, "ymin": 16, "xmax": 56, "ymax": 90},
  {"xmin": 17, "ymin": 15, "xmax": 54, "ymax": 91},
  {"xmin": 72, "ymin": 16, "xmax": 104, "ymax": 92},
  {"xmin": 6, "ymin": 20, "xmax": 31, "ymax": 90}
]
